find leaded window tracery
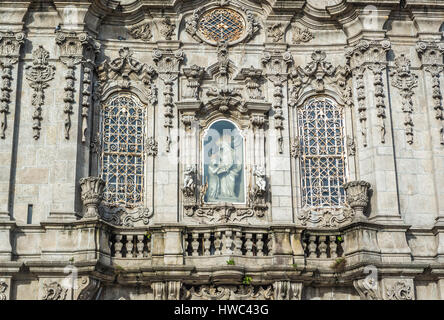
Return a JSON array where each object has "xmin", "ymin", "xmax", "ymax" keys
[
  {"xmin": 297, "ymin": 97, "xmax": 347, "ymax": 208},
  {"xmin": 100, "ymin": 93, "xmax": 145, "ymax": 208},
  {"xmin": 199, "ymin": 8, "xmax": 245, "ymax": 43}
]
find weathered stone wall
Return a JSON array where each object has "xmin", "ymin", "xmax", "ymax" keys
[{"xmin": 0, "ymin": 0, "xmax": 444, "ymax": 300}]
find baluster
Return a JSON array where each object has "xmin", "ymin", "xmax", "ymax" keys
[
  {"xmin": 234, "ymin": 231, "xmax": 242, "ymax": 255},
  {"xmin": 267, "ymin": 233, "xmax": 273, "ymax": 255},
  {"xmin": 136, "ymin": 235, "xmax": 144, "ymax": 258},
  {"xmin": 115, "ymin": 234, "xmax": 123, "ymax": 258},
  {"xmin": 222, "ymin": 230, "xmax": 233, "ymax": 255},
  {"xmin": 307, "ymin": 235, "xmax": 317, "ymax": 258},
  {"xmin": 191, "ymin": 233, "xmax": 200, "ymax": 256},
  {"xmin": 127, "ymin": 235, "xmax": 135, "ymax": 258},
  {"xmin": 245, "ymin": 233, "xmax": 253, "ymax": 256},
  {"xmin": 319, "ymin": 236, "xmax": 327, "ymax": 258},
  {"xmin": 203, "ymin": 232, "xmax": 211, "ymax": 256},
  {"xmin": 256, "ymin": 234, "xmax": 264, "ymax": 257},
  {"xmin": 144, "ymin": 234, "xmax": 150, "ymax": 258},
  {"xmin": 214, "ymin": 231, "xmax": 222, "ymax": 255},
  {"xmin": 330, "ymin": 235, "xmax": 338, "ymax": 259}
]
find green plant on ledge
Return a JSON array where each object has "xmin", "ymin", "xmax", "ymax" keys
[
  {"xmin": 226, "ymin": 259, "xmax": 235, "ymax": 265},
  {"xmin": 292, "ymin": 263, "xmax": 298, "ymax": 269},
  {"xmin": 114, "ymin": 265, "xmax": 125, "ymax": 274},
  {"xmin": 336, "ymin": 235, "xmax": 343, "ymax": 242},
  {"xmin": 242, "ymin": 276, "xmax": 252, "ymax": 285},
  {"xmin": 330, "ymin": 257, "xmax": 347, "ymax": 272},
  {"xmin": 145, "ymin": 231, "xmax": 152, "ymax": 240}
]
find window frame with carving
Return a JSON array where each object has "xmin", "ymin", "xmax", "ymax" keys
[
  {"xmin": 293, "ymin": 96, "xmax": 352, "ymax": 212},
  {"xmin": 98, "ymin": 92, "xmax": 147, "ymax": 209}
]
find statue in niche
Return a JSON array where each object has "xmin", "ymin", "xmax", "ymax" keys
[{"xmin": 203, "ymin": 120, "xmax": 244, "ymax": 203}]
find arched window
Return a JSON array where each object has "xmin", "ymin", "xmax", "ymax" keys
[
  {"xmin": 202, "ymin": 120, "xmax": 245, "ymax": 203},
  {"xmin": 100, "ymin": 93, "xmax": 145, "ymax": 208},
  {"xmin": 297, "ymin": 97, "xmax": 346, "ymax": 208}
]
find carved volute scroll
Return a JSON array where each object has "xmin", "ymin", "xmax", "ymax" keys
[
  {"xmin": 25, "ymin": 46, "xmax": 56, "ymax": 140},
  {"xmin": 0, "ymin": 31, "xmax": 25, "ymax": 139}
]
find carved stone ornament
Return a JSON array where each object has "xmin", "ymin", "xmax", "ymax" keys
[
  {"xmin": 385, "ymin": 281, "xmax": 414, "ymax": 300},
  {"xmin": 0, "ymin": 280, "xmax": 7, "ymax": 300},
  {"xmin": 182, "ymin": 285, "xmax": 273, "ymax": 300},
  {"xmin": 292, "ymin": 26, "xmax": 314, "ymax": 44},
  {"xmin": 183, "ymin": 64, "xmax": 206, "ymax": 100},
  {"xmin": 297, "ymin": 206, "xmax": 355, "ymax": 228},
  {"xmin": 55, "ymin": 31, "xmax": 99, "ymax": 141},
  {"xmin": 99, "ymin": 205, "xmax": 153, "ymax": 227},
  {"xmin": 346, "ymin": 40, "xmax": 391, "ymax": 146},
  {"xmin": 98, "ymin": 47, "xmax": 157, "ymax": 95},
  {"xmin": 416, "ymin": 41, "xmax": 444, "ymax": 145},
  {"xmin": 267, "ymin": 22, "xmax": 285, "ymax": 43},
  {"xmin": 128, "ymin": 22, "xmax": 153, "ymax": 41},
  {"xmin": 182, "ymin": 165, "xmax": 197, "ymax": 216},
  {"xmin": 76, "ymin": 276, "xmax": 101, "ymax": 300},
  {"xmin": 25, "ymin": 46, "xmax": 56, "ymax": 140},
  {"xmin": 248, "ymin": 165, "xmax": 267, "ymax": 210},
  {"xmin": 189, "ymin": 203, "xmax": 265, "ymax": 223},
  {"xmin": 343, "ymin": 180, "xmax": 371, "ymax": 219},
  {"xmin": 354, "ymin": 278, "xmax": 380, "ymax": 300},
  {"xmin": 153, "ymin": 49, "xmax": 184, "ymax": 152},
  {"xmin": 42, "ymin": 282, "xmax": 67, "ymax": 300},
  {"xmin": 158, "ymin": 17, "xmax": 176, "ymax": 40},
  {"xmin": 0, "ymin": 31, "xmax": 25, "ymax": 139},
  {"xmin": 290, "ymin": 137, "xmax": 301, "ymax": 158},
  {"xmin": 390, "ymin": 54, "xmax": 418, "ymax": 145},
  {"xmin": 145, "ymin": 136, "xmax": 158, "ymax": 157},
  {"xmin": 273, "ymin": 281, "xmax": 302, "ymax": 300},
  {"xmin": 289, "ymin": 50, "xmax": 352, "ymax": 109},
  {"xmin": 184, "ymin": 6, "xmax": 260, "ymax": 46},
  {"xmin": 261, "ymin": 51, "xmax": 293, "ymax": 154},
  {"xmin": 79, "ymin": 176, "xmax": 105, "ymax": 218},
  {"xmin": 234, "ymin": 67, "xmax": 264, "ymax": 100}
]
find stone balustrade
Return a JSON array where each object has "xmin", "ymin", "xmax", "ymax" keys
[
  {"xmin": 110, "ymin": 231, "xmax": 152, "ymax": 259},
  {"xmin": 302, "ymin": 232, "xmax": 344, "ymax": 259},
  {"xmin": 184, "ymin": 227, "xmax": 273, "ymax": 257}
]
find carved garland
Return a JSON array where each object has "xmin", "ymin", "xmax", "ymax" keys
[
  {"xmin": 416, "ymin": 41, "xmax": 444, "ymax": 145},
  {"xmin": 25, "ymin": 46, "xmax": 56, "ymax": 140},
  {"xmin": 153, "ymin": 49, "xmax": 184, "ymax": 152},
  {"xmin": 390, "ymin": 54, "xmax": 418, "ymax": 145},
  {"xmin": 261, "ymin": 51, "xmax": 293, "ymax": 154},
  {"xmin": 346, "ymin": 40, "xmax": 391, "ymax": 146},
  {"xmin": 56, "ymin": 31, "xmax": 99, "ymax": 141},
  {"xmin": 0, "ymin": 31, "xmax": 25, "ymax": 139}
]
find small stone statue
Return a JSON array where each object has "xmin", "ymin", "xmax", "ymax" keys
[{"xmin": 182, "ymin": 165, "xmax": 196, "ymax": 197}]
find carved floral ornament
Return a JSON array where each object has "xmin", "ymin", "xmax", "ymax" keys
[
  {"xmin": 0, "ymin": 31, "xmax": 25, "ymax": 139},
  {"xmin": 185, "ymin": 5, "xmax": 259, "ymax": 46},
  {"xmin": 288, "ymin": 50, "xmax": 352, "ymax": 108},
  {"xmin": 416, "ymin": 41, "xmax": 444, "ymax": 145},
  {"xmin": 25, "ymin": 46, "xmax": 56, "ymax": 140},
  {"xmin": 345, "ymin": 40, "xmax": 391, "ymax": 147}
]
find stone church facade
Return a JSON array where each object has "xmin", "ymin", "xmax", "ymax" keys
[{"xmin": 0, "ymin": 0, "xmax": 443, "ymax": 300}]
